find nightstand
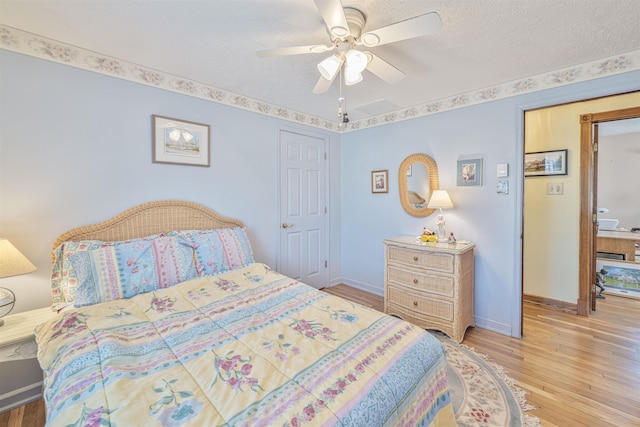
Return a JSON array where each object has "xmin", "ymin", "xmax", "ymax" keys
[
  {"xmin": 384, "ymin": 236, "xmax": 475, "ymax": 343},
  {"xmin": 0, "ymin": 307, "xmax": 57, "ymax": 413}
]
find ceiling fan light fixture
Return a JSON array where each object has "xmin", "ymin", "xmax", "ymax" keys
[
  {"xmin": 344, "ymin": 66, "xmax": 363, "ymax": 86},
  {"xmin": 317, "ymin": 54, "xmax": 342, "ymax": 80},
  {"xmin": 345, "ymin": 49, "xmax": 367, "ymax": 73}
]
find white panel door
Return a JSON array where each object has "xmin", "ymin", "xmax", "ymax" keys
[{"xmin": 279, "ymin": 130, "xmax": 327, "ymax": 289}]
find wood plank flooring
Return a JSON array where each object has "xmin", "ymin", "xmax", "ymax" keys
[
  {"xmin": 326, "ymin": 285, "xmax": 640, "ymax": 427},
  {"xmin": 3, "ymin": 285, "xmax": 638, "ymax": 427}
]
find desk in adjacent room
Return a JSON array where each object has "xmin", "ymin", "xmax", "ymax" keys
[{"xmin": 596, "ymin": 230, "xmax": 639, "ymax": 261}]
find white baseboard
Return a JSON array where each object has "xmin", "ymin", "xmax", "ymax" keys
[
  {"xmin": 473, "ymin": 316, "xmax": 512, "ymax": 336},
  {"xmin": 339, "ymin": 277, "xmax": 384, "ymax": 297},
  {"xmin": 0, "ymin": 381, "xmax": 42, "ymax": 414}
]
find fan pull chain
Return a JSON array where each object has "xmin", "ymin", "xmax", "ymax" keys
[{"xmin": 338, "ymin": 66, "xmax": 349, "ymax": 129}]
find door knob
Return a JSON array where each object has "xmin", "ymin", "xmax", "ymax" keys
[{"xmin": 282, "ymin": 222, "xmax": 295, "ymax": 228}]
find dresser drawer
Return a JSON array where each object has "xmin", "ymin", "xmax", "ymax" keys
[
  {"xmin": 387, "ymin": 246, "xmax": 455, "ymax": 274},
  {"xmin": 387, "ymin": 285, "xmax": 454, "ymax": 322},
  {"xmin": 387, "ymin": 264, "xmax": 454, "ymax": 297}
]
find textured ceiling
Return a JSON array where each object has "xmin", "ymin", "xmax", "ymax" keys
[{"xmin": 1, "ymin": 0, "xmax": 639, "ymax": 125}]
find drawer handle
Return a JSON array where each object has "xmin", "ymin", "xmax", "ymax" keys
[
  {"xmin": 413, "ymin": 256, "xmax": 418, "ymax": 261},
  {"xmin": 413, "ymin": 278, "xmax": 418, "ymax": 284},
  {"xmin": 413, "ymin": 301, "xmax": 418, "ymax": 306}
]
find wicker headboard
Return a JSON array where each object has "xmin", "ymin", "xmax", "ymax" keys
[{"xmin": 51, "ymin": 200, "xmax": 245, "ymax": 266}]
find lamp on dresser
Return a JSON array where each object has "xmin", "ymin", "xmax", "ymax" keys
[
  {"xmin": 0, "ymin": 238, "xmax": 37, "ymax": 327},
  {"xmin": 427, "ymin": 189, "xmax": 454, "ymax": 242}
]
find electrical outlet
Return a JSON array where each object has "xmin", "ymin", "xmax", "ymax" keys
[{"xmin": 547, "ymin": 183, "xmax": 563, "ymax": 195}]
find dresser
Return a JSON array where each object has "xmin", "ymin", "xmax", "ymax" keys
[{"xmin": 384, "ymin": 235, "xmax": 475, "ymax": 343}]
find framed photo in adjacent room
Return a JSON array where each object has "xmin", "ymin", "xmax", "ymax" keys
[{"xmin": 524, "ymin": 149, "xmax": 567, "ymax": 177}]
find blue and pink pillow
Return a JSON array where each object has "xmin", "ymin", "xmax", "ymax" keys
[{"xmin": 52, "ymin": 227, "xmax": 255, "ymax": 309}]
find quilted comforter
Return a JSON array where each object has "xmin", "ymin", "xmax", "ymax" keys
[{"xmin": 36, "ymin": 263, "xmax": 455, "ymax": 427}]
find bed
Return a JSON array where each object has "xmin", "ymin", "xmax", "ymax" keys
[{"xmin": 35, "ymin": 200, "xmax": 456, "ymax": 427}]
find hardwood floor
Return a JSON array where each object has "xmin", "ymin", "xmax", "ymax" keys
[
  {"xmin": 3, "ymin": 285, "xmax": 638, "ymax": 427},
  {"xmin": 0, "ymin": 399, "xmax": 44, "ymax": 427},
  {"xmin": 328, "ymin": 285, "xmax": 640, "ymax": 427}
]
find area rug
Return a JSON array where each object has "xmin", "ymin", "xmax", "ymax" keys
[{"xmin": 432, "ymin": 332, "xmax": 541, "ymax": 427}]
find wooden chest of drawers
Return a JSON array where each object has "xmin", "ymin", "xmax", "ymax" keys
[{"xmin": 384, "ymin": 235, "xmax": 475, "ymax": 343}]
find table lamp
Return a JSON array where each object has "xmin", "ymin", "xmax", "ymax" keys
[
  {"xmin": 427, "ymin": 190, "xmax": 454, "ymax": 242},
  {"xmin": 0, "ymin": 238, "xmax": 37, "ymax": 327}
]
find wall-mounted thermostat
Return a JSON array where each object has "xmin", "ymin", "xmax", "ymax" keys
[{"xmin": 497, "ymin": 163, "xmax": 509, "ymax": 178}]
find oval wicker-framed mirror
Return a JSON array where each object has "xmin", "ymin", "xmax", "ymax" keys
[{"xmin": 398, "ymin": 153, "xmax": 440, "ymax": 217}]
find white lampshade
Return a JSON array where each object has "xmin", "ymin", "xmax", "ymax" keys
[
  {"xmin": 344, "ymin": 66, "xmax": 363, "ymax": 85},
  {"xmin": 0, "ymin": 238, "xmax": 37, "ymax": 278},
  {"xmin": 427, "ymin": 190, "xmax": 454, "ymax": 209},
  {"xmin": 345, "ymin": 49, "xmax": 368, "ymax": 73},
  {"xmin": 317, "ymin": 55, "xmax": 343, "ymax": 80}
]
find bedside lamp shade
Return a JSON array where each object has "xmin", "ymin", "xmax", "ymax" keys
[
  {"xmin": 427, "ymin": 190, "xmax": 454, "ymax": 211},
  {"xmin": 427, "ymin": 190, "xmax": 454, "ymax": 242},
  {"xmin": 0, "ymin": 238, "xmax": 37, "ymax": 278},
  {"xmin": 0, "ymin": 238, "xmax": 37, "ymax": 327}
]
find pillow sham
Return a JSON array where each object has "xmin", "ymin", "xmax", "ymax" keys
[
  {"xmin": 50, "ymin": 235, "xmax": 163, "ymax": 309},
  {"xmin": 71, "ymin": 235, "xmax": 198, "ymax": 307},
  {"xmin": 171, "ymin": 227, "xmax": 254, "ymax": 276},
  {"xmin": 51, "ymin": 240, "xmax": 105, "ymax": 309}
]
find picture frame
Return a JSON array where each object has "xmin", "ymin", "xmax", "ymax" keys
[
  {"xmin": 457, "ymin": 158, "xmax": 483, "ymax": 186},
  {"xmin": 596, "ymin": 258, "xmax": 640, "ymax": 295},
  {"xmin": 524, "ymin": 149, "xmax": 567, "ymax": 177},
  {"xmin": 371, "ymin": 170, "xmax": 389, "ymax": 193},
  {"xmin": 152, "ymin": 115, "xmax": 210, "ymax": 166}
]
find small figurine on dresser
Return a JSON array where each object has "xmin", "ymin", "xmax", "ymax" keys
[
  {"xmin": 448, "ymin": 232, "xmax": 456, "ymax": 244},
  {"xmin": 420, "ymin": 228, "xmax": 437, "ymax": 242}
]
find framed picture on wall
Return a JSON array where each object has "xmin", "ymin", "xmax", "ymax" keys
[
  {"xmin": 152, "ymin": 115, "xmax": 210, "ymax": 166},
  {"xmin": 457, "ymin": 158, "xmax": 483, "ymax": 186},
  {"xmin": 524, "ymin": 149, "xmax": 567, "ymax": 177},
  {"xmin": 371, "ymin": 170, "xmax": 388, "ymax": 193}
]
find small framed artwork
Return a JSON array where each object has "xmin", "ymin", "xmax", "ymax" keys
[
  {"xmin": 524, "ymin": 149, "xmax": 567, "ymax": 177},
  {"xmin": 457, "ymin": 158, "xmax": 483, "ymax": 186},
  {"xmin": 596, "ymin": 258, "xmax": 640, "ymax": 297},
  {"xmin": 152, "ymin": 115, "xmax": 210, "ymax": 166},
  {"xmin": 371, "ymin": 170, "xmax": 389, "ymax": 193}
]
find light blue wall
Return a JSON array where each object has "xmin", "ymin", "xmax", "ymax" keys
[
  {"xmin": 0, "ymin": 50, "xmax": 341, "ymax": 312},
  {"xmin": 340, "ymin": 71, "xmax": 640, "ymax": 336},
  {"xmin": 1, "ymin": 48, "xmax": 638, "ymax": 337}
]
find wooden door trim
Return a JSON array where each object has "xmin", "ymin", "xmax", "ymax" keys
[{"xmin": 578, "ymin": 106, "xmax": 640, "ymax": 316}]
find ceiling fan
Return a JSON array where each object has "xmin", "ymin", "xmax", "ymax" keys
[{"xmin": 256, "ymin": 0, "xmax": 442, "ymax": 94}]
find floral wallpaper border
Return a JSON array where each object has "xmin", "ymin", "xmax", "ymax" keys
[{"xmin": 1, "ymin": 25, "xmax": 638, "ymax": 133}]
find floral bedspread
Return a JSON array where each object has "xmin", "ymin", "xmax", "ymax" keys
[{"xmin": 36, "ymin": 263, "xmax": 455, "ymax": 427}]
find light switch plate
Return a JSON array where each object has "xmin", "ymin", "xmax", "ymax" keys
[
  {"xmin": 547, "ymin": 183, "xmax": 563, "ymax": 195},
  {"xmin": 497, "ymin": 163, "xmax": 509, "ymax": 178},
  {"xmin": 497, "ymin": 180, "xmax": 509, "ymax": 194}
]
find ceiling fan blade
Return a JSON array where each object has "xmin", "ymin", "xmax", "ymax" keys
[
  {"xmin": 364, "ymin": 52, "xmax": 405, "ymax": 85},
  {"xmin": 361, "ymin": 12, "xmax": 442, "ymax": 47},
  {"xmin": 312, "ymin": 75, "xmax": 335, "ymax": 94},
  {"xmin": 256, "ymin": 44, "xmax": 333, "ymax": 58},
  {"xmin": 313, "ymin": 0, "xmax": 350, "ymax": 39}
]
